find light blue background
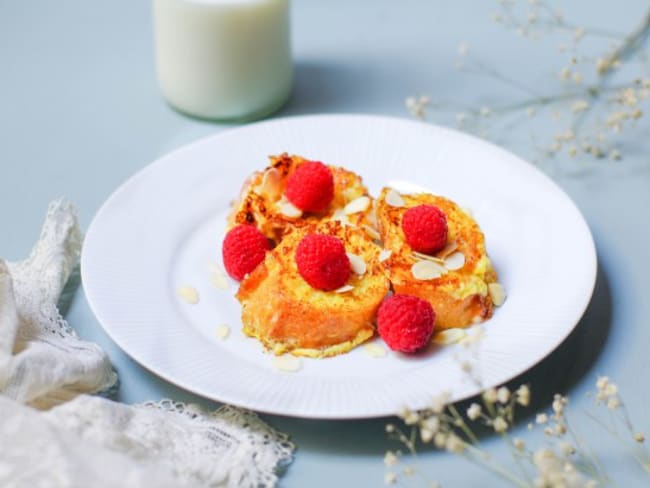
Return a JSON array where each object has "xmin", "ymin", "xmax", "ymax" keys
[{"xmin": 1, "ymin": 1, "xmax": 649, "ymax": 486}]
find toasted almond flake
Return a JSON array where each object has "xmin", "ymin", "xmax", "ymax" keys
[
  {"xmin": 488, "ymin": 283, "xmax": 507, "ymax": 306},
  {"xmin": 279, "ymin": 201, "xmax": 302, "ymax": 218},
  {"xmin": 412, "ymin": 251, "xmax": 446, "ymax": 264},
  {"xmin": 411, "ymin": 260, "xmax": 444, "ymax": 280},
  {"xmin": 363, "ymin": 343, "xmax": 387, "ymax": 358},
  {"xmin": 272, "ymin": 355, "xmax": 303, "ymax": 373},
  {"xmin": 215, "ymin": 324, "xmax": 230, "ymax": 339},
  {"xmin": 346, "ymin": 253, "xmax": 367, "ymax": 275},
  {"xmin": 433, "ymin": 328, "xmax": 467, "ymax": 345},
  {"xmin": 378, "ymin": 249, "xmax": 392, "ymax": 262},
  {"xmin": 177, "ymin": 285, "xmax": 199, "ymax": 304},
  {"xmin": 259, "ymin": 168, "xmax": 282, "ymax": 198},
  {"xmin": 331, "ymin": 208, "xmax": 350, "ymax": 226},
  {"xmin": 385, "ymin": 189, "xmax": 405, "ymax": 207},
  {"xmin": 362, "ymin": 224, "xmax": 381, "ymax": 240},
  {"xmin": 210, "ymin": 269, "xmax": 229, "ymax": 290},
  {"xmin": 444, "ymin": 252, "xmax": 466, "ymax": 271},
  {"xmin": 334, "ymin": 284, "xmax": 354, "ymax": 293},
  {"xmin": 344, "ymin": 196, "xmax": 371, "ymax": 215},
  {"xmin": 437, "ymin": 241, "xmax": 458, "ymax": 259}
]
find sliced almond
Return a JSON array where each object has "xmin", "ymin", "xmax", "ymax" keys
[
  {"xmin": 437, "ymin": 241, "xmax": 458, "ymax": 259},
  {"xmin": 385, "ymin": 189, "xmax": 405, "ymax": 208},
  {"xmin": 331, "ymin": 208, "xmax": 350, "ymax": 225},
  {"xmin": 272, "ymin": 355, "xmax": 303, "ymax": 373},
  {"xmin": 215, "ymin": 324, "xmax": 231, "ymax": 339},
  {"xmin": 412, "ymin": 251, "xmax": 446, "ymax": 265},
  {"xmin": 346, "ymin": 253, "xmax": 367, "ymax": 275},
  {"xmin": 378, "ymin": 249, "xmax": 392, "ymax": 262},
  {"xmin": 444, "ymin": 252, "xmax": 466, "ymax": 271},
  {"xmin": 411, "ymin": 260, "xmax": 445, "ymax": 280},
  {"xmin": 363, "ymin": 343, "xmax": 387, "ymax": 358},
  {"xmin": 210, "ymin": 268, "xmax": 229, "ymax": 290},
  {"xmin": 278, "ymin": 201, "xmax": 302, "ymax": 218},
  {"xmin": 177, "ymin": 285, "xmax": 199, "ymax": 304},
  {"xmin": 344, "ymin": 196, "xmax": 371, "ymax": 215},
  {"xmin": 259, "ymin": 168, "xmax": 282, "ymax": 198},
  {"xmin": 334, "ymin": 284, "xmax": 354, "ymax": 293},
  {"xmin": 433, "ymin": 328, "xmax": 467, "ymax": 345},
  {"xmin": 362, "ymin": 224, "xmax": 381, "ymax": 240},
  {"xmin": 488, "ymin": 283, "xmax": 506, "ymax": 306}
]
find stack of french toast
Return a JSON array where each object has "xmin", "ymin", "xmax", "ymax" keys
[{"xmin": 222, "ymin": 154, "xmax": 504, "ymax": 358}]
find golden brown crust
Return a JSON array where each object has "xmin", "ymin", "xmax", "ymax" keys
[
  {"xmin": 227, "ymin": 153, "xmax": 375, "ymax": 244},
  {"xmin": 237, "ymin": 221, "xmax": 390, "ymax": 357},
  {"xmin": 376, "ymin": 188, "xmax": 497, "ymax": 329}
]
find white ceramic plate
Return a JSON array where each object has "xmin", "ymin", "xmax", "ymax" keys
[{"xmin": 82, "ymin": 114, "xmax": 596, "ymax": 419}]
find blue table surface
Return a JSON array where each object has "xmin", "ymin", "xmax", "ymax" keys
[{"xmin": 2, "ymin": 1, "xmax": 650, "ymax": 486}]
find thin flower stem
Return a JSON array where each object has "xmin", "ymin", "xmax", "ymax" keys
[
  {"xmin": 447, "ymin": 404, "xmax": 480, "ymax": 445},
  {"xmin": 565, "ymin": 416, "xmax": 611, "ymax": 485},
  {"xmin": 462, "ymin": 442, "xmax": 530, "ymax": 488}
]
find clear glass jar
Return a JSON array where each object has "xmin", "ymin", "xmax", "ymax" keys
[{"xmin": 153, "ymin": 0, "xmax": 292, "ymax": 122}]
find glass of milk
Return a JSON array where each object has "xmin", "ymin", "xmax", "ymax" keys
[{"xmin": 153, "ymin": 0, "xmax": 292, "ymax": 121}]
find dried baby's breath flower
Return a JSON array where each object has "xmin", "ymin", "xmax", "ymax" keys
[
  {"xmin": 516, "ymin": 385, "xmax": 531, "ymax": 406},
  {"xmin": 634, "ymin": 432, "xmax": 646, "ymax": 443},
  {"xmin": 445, "ymin": 434, "xmax": 465, "ymax": 453},
  {"xmin": 467, "ymin": 403, "xmax": 482, "ymax": 421},
  {"xmin": 433, "ymin": 432, "xmax": 447, "ymax": 449},
  {"xmin": 384, "ymin": 451, "xmax": 398, "ymax": 466},
  {"xmin": 559, "ymin": 441, "xmax": 576, "ymax": 456},
  {"xmin": 497, "ymin": 386, "xmax": 510, "ymax": 404},
  {"xmin": 607, "ymin": 396, "xmax": 620, "ymax": 410},
  {"xmin": 431, "ymin": 392, "xmax": 450, "ymax": 414},
  {"xmin": 513, "ymin": 438, "xmax": 526, "ymax": 451},
  {"xmin": 493, "ymin": 416, "xmax": 508, "ymax": 433},
  {"xmin": 399, "ymin": 407, "xmax": 420, "ymax": 425},
  {"xmin": 536, "ymin": 413, "xmax": 549, "ymax": 424},
  {"xmin": 483, "ymin": 388, "xmax": 498, "ymax": 404}
]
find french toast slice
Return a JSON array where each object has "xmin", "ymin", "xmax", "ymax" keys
[
  {"xmin": 237, "ymin": 220, "xmax": 390, "ymax": 358},
  {"xmin": 376, "ymin": 188, "xmax": 498, "ymax": 329},
  {"xmin": 227, "ymin": 153, "xmax": 377, "ymax": 244}
]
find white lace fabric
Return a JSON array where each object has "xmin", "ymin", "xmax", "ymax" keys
[{"xmin": 0, "ymin": 200, "xmax": 294, "ymax": 487}]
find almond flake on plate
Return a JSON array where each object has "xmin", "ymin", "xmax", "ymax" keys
[
  {"xmin": 363, "ymin": 343, "xmax": 387, "ymax": 358},
  {"xmin": 210, "ymin": 268, "xmax": 229, "ymax": 290},
  {"xmin": 444, "ymin": 252, "xmax": 466, "ymax": 271},
  {"xmin": 177, "ymin": 285, "xmax": 199, "ymax": 304},
  {"xmin": 411, "ymin": 260, "xmax": 445, "ymax": 280},
  {"xmin": 488, "ymin": 283, "xmax": 506, "ymax": 306},
  {"xmin": 385, "ymin": 189, "xmax": 405, "ymax": 208},
  {"xmin": 334, "ymin": 284, "xmax": 354, "ymax": 293},
  {"xmin": 433, "ymin": 328, "xmax": 467, "ymax": 345},
  {"xmin": 344, "ymin": 196, "xmax": 371, "ymax": 215},
  {"xmin": 272, "ymin": 355, "xmax": 303, "ymax": 373},
  {"xmin": 346, "ymin": 253, "xmax": 367, "ymax": 275},
  {"xmin": 378, "ymin": 249, "xmax": 392, "ymax": 262},
  {"xmin": 215, "ymin": 324, "xmax": 230, "ymax": 339},
  {"xmin": 278, "ymin": 200, "xmax": 302, "ymax": 218}
]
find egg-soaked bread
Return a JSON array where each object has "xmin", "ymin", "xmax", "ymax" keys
[
  {"xmin": 237, "ymin": 220, "xmax": 390, "ymax": 358},
  {"xmin": 227, "ymin": 153, "xmax": 376, "ymax": 244},
  {"xmin": 376, "ymin": 188, "xmax": 497, "ymax": 329}
]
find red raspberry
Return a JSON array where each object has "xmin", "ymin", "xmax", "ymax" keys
[
  {"xmin": 285, "ymin": 161, "xmax": 334, "ymax": 213},
  {"xmin": 295, "ymin": 233, "xmax": 350, "ymax": 291},
  {"xmin": 401, "ymin": 204, "xmax": 448, "ymax": 254},
  {"xmin": 377, "ymin": 294, "xmax": 435, "ymax": 353},
  {"xmin": 222, "ymin": 224, "xmax": 270, "ymax": 280}
]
